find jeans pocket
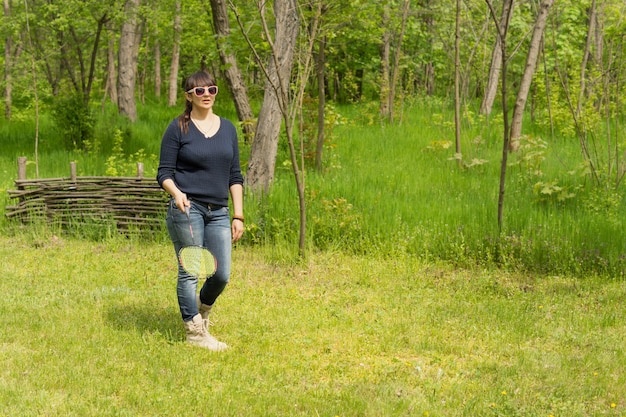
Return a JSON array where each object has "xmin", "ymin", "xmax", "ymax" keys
[{"xmin": 167, "ymin": 198, "xmax": 183, "ymax": 220}]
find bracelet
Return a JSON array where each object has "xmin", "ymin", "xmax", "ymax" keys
[{"xmin": 232, "ymin": 216, "xmax": 244, "ymax": 223}]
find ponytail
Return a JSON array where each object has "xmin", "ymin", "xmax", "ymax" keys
[{"xmin": 177, "ymin": 100, "xmax": 193, "ymax": 134}]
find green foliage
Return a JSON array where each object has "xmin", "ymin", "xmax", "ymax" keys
[
  {"xmin": 238, "ymin": 184, "xmax": 299, "ymax": 247},
  {"xmin": 104, "ymin": 129, "xmax": 128, "ymax": 176},
  {"xmin": 4, "ymin": 0, "xmax": 625, "ymax": 133},
  {"xmin": 509, "ymin": 135, "xmax": 580, "ymax": 204},
  {"xmin": 105, "ymin": 129, "xmax": 157, "ymax": 177},
  {"xmin": 297, "ymin": 96, "xmax": 346, "ymax": 167},
  {"xmin": 50, "ymin": 93, "xmax": 95, "ymax": 150},
  {"xmin": 582, "ymin": 186, "xmax": 623, "ymax": 225},
  {"xmin": 310, "ymin": 195, "xmax": 364, "ymax": 251}
]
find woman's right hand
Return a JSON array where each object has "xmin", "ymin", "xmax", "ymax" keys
[
  {"xmin": 162, "ymin": 179, "xmax": 190, "ymax": 214},
  {"xmin": 173, "ymin": 193, "xmax": 190, "ymax": 214}
]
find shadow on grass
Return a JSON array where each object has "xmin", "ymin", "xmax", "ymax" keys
[{"xmin": 104, "ymin": 303, "xmax": 183, "ymax": 344}]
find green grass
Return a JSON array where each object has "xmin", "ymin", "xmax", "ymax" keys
[
  {"xmin": 1, "ymin": 233, "xmax": 624, "ymax": 416},
  {"xmin": 3, "ymin": 98, "xmax": 625, "ymax": 276}
]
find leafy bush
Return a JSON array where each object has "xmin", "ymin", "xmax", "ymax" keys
[
  {"xmin": 105, "ymin": 129, "xmax": 157, "ymax": 177},
  {"xmin": 310, "ymin": 196, "xmax": 364, "ymax": 251},
  {"xmin": 51, "ymin": 93, "xmax": 95, "ymax": 150}
]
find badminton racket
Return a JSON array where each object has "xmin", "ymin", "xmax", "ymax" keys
[{"xmin": 178, "ymin": 206, "xmax": 217, "ymax": 279}]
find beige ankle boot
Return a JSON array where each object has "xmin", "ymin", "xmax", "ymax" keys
[
  {"xmin": 183, "ymin": 314, "xmax": 227, "ymax": 351},
  {"xmin": 196, "ymin": 294, "xmax": 213, "ymax": 328},
  {"xmin": 195, "ymin": 295, "xmax": 228, "ymax": 349}
]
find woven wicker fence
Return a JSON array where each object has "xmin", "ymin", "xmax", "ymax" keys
[{"xmin": 5, "ymin": 157, "xmax": 168, "ymax": 230}]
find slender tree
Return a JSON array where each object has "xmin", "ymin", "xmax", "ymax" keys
[
  {"xmin": 154, "ymin": 37, "xmax": 161, "ymax": 98},
  {"xmin": 486, "ymin": 0, "xmax": 514, "ymax": 231},
  {"xmin": 480, "ymin": 0, "xmax": 514, "ymax": 115},
  {"xmin": 509, "ymin": 0, "xmax": 555, "ymax": 148},
  {"xmin": 315, "ymin": 34, "xmax": 326, "ymax": 172},
  {"xmin": 209, "ymin": 0, "xmax": 255, "ymax": 141},
  {"xmin": 233, "ymin": 0, "xmax": 300, "ymax": 193},
  {"xmin": 22, "ymin": 0, "xmax": 39, "ymax": 176},
  {"xmin": 380, "ymin": 1, "xmax": 391, "ymax": 118},
  {"xmin": 118, "ymin": 0, "xmax": 143, "ymax": 121},
  {"xmin": 388, "ymin": 0, "xmax": 410, "ymax": 123},
  {"xmin": 422, "ymin": 0, "xmax": 435, "ymax": 95},
  {"xmin": 167, "ymin": 0, "xmax": 180, "ymax": 107},
  {"xmin": 576, "ymin": 0, "xmax": 597, "ymax": 120},
  {"xmin": 82, "ymin": 13, "xmax": 109, "ymax": 104},
  {"xmin": 105, "ymin": 27, "xmax": 118, "ymax": 105},
  {"xmin": 454, "ymin": 0, "xmax": 461, "ymax": 165},
  {"xmin": 3, "ymin": 0, "xmax": 13, "ymax": 119},
  {"xmin": 231, "ymin": 0, "xmax": 314, "ymax": 256}
]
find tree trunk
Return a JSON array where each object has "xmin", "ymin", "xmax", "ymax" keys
[
  {"xmin": 576, "ymin": 0, "xmax": 596, "ymax": 118},
  {"xmin": 422, "ymin": 0, "xmax": 435, "ymax": 95},
  {"xmin": 154, "ymin": 37, "xmax": 161, "ymax": 99},
  {"xmin": 231, "ymin": 0, "xmax": 306, "ymax": 256},
  {"xmin": 593, "ymin": 0, "xmax": 604, "ymax": 114},
  {"xmin": 245, "ymin": 0, "xmax": 300, "ymax": 192},
  {"xmin": 138, "ymin": 35, "xmax": 148, "ymax": 104},
  {"xmin": 315, "ymin": 35, "xmax": 326, "ymax": 172},
  {"xmin": 480, "ymin": 0, "xmax": 514, "ymax": 115},
  {"xmin": 118, "ymin": 0, "xmax": 143, "ymax": 121},
  {"xmin": 3, "ymin": 0, "xmax": 12, "ymax": 119},
  {"xmin": 168, "ymin": 0, "xmax": 181, "ymax": 106},
  {"xmin": 389, "ymin": 0, "xmax": 410, "ymax": 123},
  {"xmin": 84, "ymin": 14, "xmax": 108, "ymax": 105},
  {"xmin": 486, "ymin": 0, "xmax": 514, "ymax": 232},
  {"xmin": 454, "ymin": 0, "xmax": 461, "ymax": 165},
  {"xmin": 379, "ymin": 2, "xmax": 391, "ymax": 118},
  {"xmin": 509, "ymin": 0, "xmax": 554, "ymax": 148},
  {"xmin": 106, "ymin": 30, "xmax": 118, "ymax": 104},
  {"xmin": 593, "ymin": 1, "xmax": 603, "ymax": 65},
  {"xmin": 210, "ymin": 0, "xmax": 255, "ymax": 142},
  {"xmin": 540, "ymin": 37, "xmax": 554, "ymax": 137}
]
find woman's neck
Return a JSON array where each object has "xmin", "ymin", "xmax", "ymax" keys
[{"xmin": 191, "ymin": 109, "xmax": 214, "ymax": 121}]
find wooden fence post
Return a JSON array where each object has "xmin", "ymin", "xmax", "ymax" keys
[
  {"xmin": 18, "ymin": 157, "xmax": 27, "ymax": 180},
  {"xmin": 70, "ymin": 162, "xmax": 77, "ymax": 181},
  {"xmin": 137, "ymin": 162, "xmax": 144, "ymax": 179}
]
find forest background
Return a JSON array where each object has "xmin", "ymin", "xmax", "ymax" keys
[{"xmin": 1, "ymin": 0, "xmax": 626, "ymax": 278}]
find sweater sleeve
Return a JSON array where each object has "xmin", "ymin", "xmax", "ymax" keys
[
  {"xmin": 229, "ymin": 124, "xmax": 244, "ymax": 186},
  {"xmin": 156, "ymin": 119, "xmax": 181, "ymax": 188}
]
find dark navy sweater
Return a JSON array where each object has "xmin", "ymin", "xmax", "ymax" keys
[{"xmin": 157, "ymin": 117, "xmax": 244, "ymax": 207}]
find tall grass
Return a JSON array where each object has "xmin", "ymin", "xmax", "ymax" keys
[
  {"xmin": 243, "ymin": 98, "xmax": 625, "ymax": 277},
  {"xmin": 1, "ymin": 97, "xmax": 625, "ymax": 277}
]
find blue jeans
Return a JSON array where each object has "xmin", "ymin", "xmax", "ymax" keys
[{"xmin": 166, "ymin": 199, "xmax": 232, "ymax": 322}]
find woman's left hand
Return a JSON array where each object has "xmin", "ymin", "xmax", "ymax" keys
[{"xmin": 232, "ymin": 219, "xmax": 244, "ymax": 243}]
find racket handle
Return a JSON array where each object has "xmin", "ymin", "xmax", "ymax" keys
[{"xmin": 185, "ymin": 205, "xmax": 194, "ymax": 239}]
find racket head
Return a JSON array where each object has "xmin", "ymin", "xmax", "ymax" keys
[{"xmin": 178, "ymin": 245, "xmax": 217, "ymax": 278}]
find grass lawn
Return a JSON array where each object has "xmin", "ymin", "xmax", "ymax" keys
[{"xmin": 0, "ymin": 233, "xmax": 624, "ymax": 416}]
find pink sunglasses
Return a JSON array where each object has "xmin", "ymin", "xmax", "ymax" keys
[{"xmin": 186, "ymin": 86, "xmax": 218, "ymax": 96}]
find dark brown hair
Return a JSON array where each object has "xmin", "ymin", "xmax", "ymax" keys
[{"xmin": 177, "ymin": 71, "xmax": 217, "ymax": 133}]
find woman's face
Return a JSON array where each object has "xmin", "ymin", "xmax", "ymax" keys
[{"xmin": 186, "ymin": 84, "xmax": 218, "ymax": 111}]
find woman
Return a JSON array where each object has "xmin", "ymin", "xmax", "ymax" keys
[{"xmin": 157, "ymin": 70, "xmax": 244, "ymax": 351}]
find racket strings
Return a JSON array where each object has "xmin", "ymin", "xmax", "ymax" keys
[
  {"xmin": 179, "ymin": 246, "xmax": 216, "ymax": 278},
  {"xmin": 180, "ymin": 210, "xmax": 217, "ymax": 279}
]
